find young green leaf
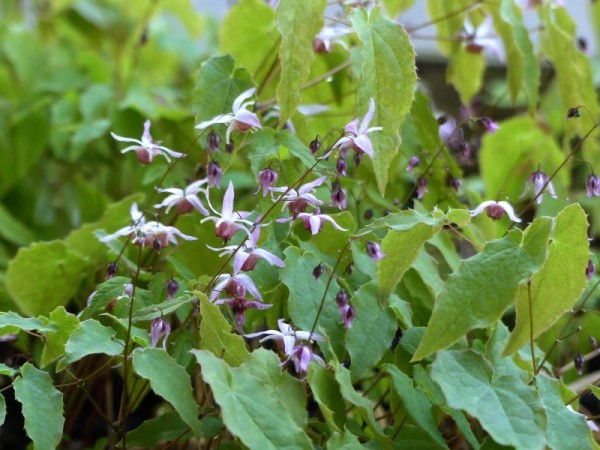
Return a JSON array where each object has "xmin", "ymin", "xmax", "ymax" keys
[
  {"xmin": 308, "ymin": 364, "xmax": 346, "ymax": 433},
  {"xmin": 14, "ymin": 363, "xmax": 64, "ymax": 449},
  {"xmin": 40, "ymin": 307, "xmax": 80, "ymax": 368},
  {"xmin": 132, "ymin": 348, "xmax": 202, "ymax": 437}
]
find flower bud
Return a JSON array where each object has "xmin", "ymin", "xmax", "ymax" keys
[
  {"xmin": 207, "ymin": 161, "xmax": 222, "ymax": 188},
  {"xmin": 459, "ymin": 140, "xmax": 471, "ymax": 162},
  {"xmin": 416, "ymin": 177, "xmax": 428, "ymax": 200},
  {"xmin": 345, "ymin": 263, "xmax": 353, "ymax": 275},
  {"xmin": 312, "ymin": 262, "xmax": 325, "ymax": 280},
  {"xmin": 363, "ymin": 209, "xmax": 373, "ymax": 220},
  {"xmin": 575, "ymin": 353, "xmax": 585, "ymax": 376},
  {"xmin": 225, "ymin": 140, "xmax": 234, "ymax": 153},
  {"xmin": 166, "ymin": 279, "xmax": 179, "ymax": 300},
  {"xmin": 331, "ymin": 181, "xmax": 347, "ymax": 210},
  {"xmin": 313, "ymin": 37, "xmax": 327, "ymax": 54},
  {"xmin": 586, "ymin": 174, "xmax": 600, "ymax": 197},
  {"xmin": 447, "ymin": 175, "xmax": 462, "ymax": 192},
  {"xmin": 335, "ymin": 290, "xmax": 349, "ymax": 307},
  {"xmin": 480, "ymin": 117, "xmax": 499, "ymax": 134},
  {"xmin": 406, "ymin": 156, "xmax": 420, "ymax": 172},
  {"xmin": 353, "ymin": 152, "xmax": 362, "ymax": 167},
  {"xmin": 486, "ymin": 203, "xmax": 506, "ymax": 220},
  {"xmin": 586, "ymin": 260, "xmax": 596, "ymax": 281},
  {"xmin": 336, "ymin": 158, "xmax": 347, "ymax": 176},
  {"xmin": 567, "ymin": 107, "xmax": 581, "ymax": 118},
  {"xmin": 590, "ymin": 336, "xmax": 599, "ymax": 351},
  {"xmin": 150, "ymin": 316, "xmax": 171, "ymax": 349},
  {"xmin": 258, "ymin": 168, "xmax": 278, "ymax": 196},
  {"xmin": 207, "ymin": 131, "xmax": 221, "ymax": 153},
  {"xmin": 340, "ymin": 303, "xmax": 356, "ymax": 329},
  {"xmin": 106, "ymin": 262, "xmax": 118, "ymax": 279},
  {"xmin": 309, "ymin": 136, "xmax": 321, "ymax": 155},
  {"xmin": 366, "ymin": 241, "xmax": 385, "ymax": 262}
]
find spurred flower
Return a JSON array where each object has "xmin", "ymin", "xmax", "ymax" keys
[
  {"xmin": 406, "ymin": 156, "xmax": 421, "ymax": 172},
  {"xmin": 469, "ymin": 200, "xmax": 521, "ymax": 222},
  {"xmin": 271, "ymin": 176, "xmax": 326, "ymax": 218},
  {"xmin": 586, "ymin": 174, "xmax": 600, "ymax": 197},
  {"xmin": 313, "ymin": 24, "xmax": 352, "ymax": 54},
  {"xmin": 366, "ymin": 241, "xmax": 385, "ymax": 262},
  {"xmin": 111, "ymin": 120, "xmax": 184, "ymax": 164},
  {"xmin": 214, "ymin": 297, "xmax": 272, "ymax": 332},
  {"xmin": 331, "ymin": 98, "xmax": 382, "ymax": 158},
  {"xmin": 257, "ymin": 168, "xmax": 278, "ymax": 197},
  {"xmin": 416, "ymin": 177, "xmax": 428, "ymax": 200},
  {"xmin": 521, "ymin": 170, "xmax": 557, "ymax": 205},
  {"xmin": 154, "ymin": 179, "xmax": 209, "ymax": 215},
  {"xmin": 461, "ymin": 17, "xmax": 504, "ymax": 61},
  {"xmin": 136, "ymin": 221, "xmax": 197, "ymax": 250},
  {"xmin": 195, "ymin": 88, "xmax": 262, "ymax": 143},
  {"xmin": 210, "ymin": 271, "xmax": 263, "ymax": 302},
  {"xmin": 202, "ymin": 181, "xmax": 252, "ymax": 241},
  {"xmin": 331, "ymin": 181, "xmax": 347, "ymax": 210},
  {"xmin": 290, "ymin": 344, "xmax": 325, "ymax": 374},
  {"xmin": 150, "ymin": 317, "xmax": 171, "ymax": 349},
  {"xmin": 245, "ymin": 319, "xmax": 323, "ymax": 356},
  {"xmin": 207, "ymin": 161, "xmax": 222, "ymax": 188},
  {"xmin": 283, "ymin": 209, "xmax": 347, "ymax": 235}
]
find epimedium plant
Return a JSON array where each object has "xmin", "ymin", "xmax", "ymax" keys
[{"xmin": 2, "ymin": 0, "xmax": 600, "ymax": 448}]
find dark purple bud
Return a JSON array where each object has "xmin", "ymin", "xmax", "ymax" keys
[
  {"xmin": 486, "ymin": 203, "xmax": 506, "ymax": 220},
  {"xmin": 575, "ymin": 353, "xmax": 585, "ymax": 375},
  {"xmin": 336, "ymin": 158, "xmax": 347, "ymax": 176},
  {"xmin": 258, "ymin": 168, "xmax": 278, "ymax": 196},
  {"xmin": 590, "ymin": 336, "xmax": 599, "ymax": 351},
  {"xmin": 363, "ymin": 209, "xmax": 373, "ymax": 220},
  {"xmin": 416, "ymin": 177, "xmax": 428, "ymax": 200},
  {"xmin": 207, "ymin": 161, "xmax": 222, "ymax": 188},
  {"xmin": 480, "ymin": 117, "xmax": 500, "ymax": 134},
  {"xmin": 312, "ymin": 262, "xmax": 325, "ymax": 280},
  {"xmin": 309, "ymin": 136, "xmax": 321, "ymax": 155},
  {"xmin": 586, "ymin": 174, "xmax": 600, "ymax": 197},
  {"xmin": 587, "ymin": 260, "xmax": 596, "ymax": 281},
  {"xmin": 447, "ymin": 175, "xmax": 462, "ymax": 192},
  {"xmin": 383, "ymin": 208, "xmax": 391, "ymax": 216},
  {"xmin": 335, "ymin": 290, "xmax": 349, "ymax": 307},
  {"xmin": 166, "ymin": 279, "xmax": 179, "ymax": 300},
  {"xmin": 406, "ymin": 156, "xmax": 421, "ymax": 172},
  {"xmin": 345, "ymin": 263, "xmax": 353, "ymax": 275},
  {"xmin": 577, "ymin": 37, "xmax": 588, "ymax": 52},
  {"xmin": 366, "ymin": 241, "xmax": 385, "ymax": 262},
  {"xmin": 153, "ymin": 239, "xmax": 162, "ymax": 252},
  {"xmin": 353, "ymin": 152, "xmax": 362, "ymax": 167},
  {"xmin": 225, "ymin": 140, "xmax": 234, "ymax": 153},
  {"xmin": 340, "ymin": 303, "xmax": 356, "ymax": 329},
  {"xmin": 437, "ymin": 115, "xmax": 448, "ymax": 125},
  {"xmin": 106, "ymin": 262, "xmax": 118, "ymax": 279},
  {"xmin": 150, "ymin": 317, "xmax": 171, "ymax": 349},
  {"xmin": 567, "ymin": 107, "xmax": 581, "ymax": 118},
  {"xmin": 207, "ymin": 131, "xmax": 221, "ymax": 153},
  {"xmin": 331, "ymin": 181, "xmax": 347, "ymax": 210}
]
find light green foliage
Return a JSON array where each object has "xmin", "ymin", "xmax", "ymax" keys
[
  {"xmin": 0, "ymin": 204, "xmax": 35, "ymax": 246},
  {"xmin": 350, "ymin": 8, "xmax": 417, "ymax": 195},
  {"xmin": 0, "ymin": 394, "xmax": 5, "ymax": 427},
  {"xmin": 132, "ymin": 348, "xmax": 202, "ymax": 437},
  {"xmin": 40, "ymin": 307, "xmax": 80, "ymax": 368},
  {"xmin": 198, "ymin": 294, "xmax": 250, "ymax": 367},
  {"xmin": 14, "ymin": 364, "xmax": 65, "ymax": 450},
  {"xmin": 276, "ymin": 0, "xmax": 326, "ymax": 125},
  {"xmin": 448, "ymin": 47, "xmax": 485, "ymax": 105},
  {"xmin": 0, "ymin": 311, "xmax": 56, "ymax": 334},
  {"xmin": 413, "ymin": 218, "xmax": 552, "ymax": 361},
  {"xmin": 193, "ymin": 349, "xmax": 313, "ymax": 449},
  {"xmin": 346, "ymin": 282, "xmax": 397, "ymax": 379},
  {"xmin": 431, "ymin": 350, "xmax": 546, "ymax": 449},
  {"xmin": 504, "ymin": 205, "xmax": 589, "ymax": 355},
  {"xmin": 308, "ymin": 364, "xmax": 346, "ymax": 433},
  {"xmin": 57, "ymin": 319, "xmax": 124, "ymax": 371},
  {"xmin": 383, "ymin": 0, "xmax": 417, "ymax": 17},
  {"xmin": 327, "ymin": 428, "xmax": 363, "ymax": 449},
  {"xmin": 384, "ymin": 364, "xmax": 446, "ymax": 448}
]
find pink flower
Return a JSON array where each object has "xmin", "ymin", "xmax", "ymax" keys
[
  {"xmin": 521, "ymin": 170, "xmax": 557, "ymax": 205},
  {"xmin": 290, "ymin": 345, "xmax": 325, "ymax": 374},
  {"xmin": 245, "ymin": 319, "xmax": 323, "ymax": 356},
  {"xmin": 150, "ymin": 317, "xmax": 171, "ymax": 349},
  {"xmin": 202, "ymin": 181, "xmax": 253, "ymax": 241},
  {"xmin": 313, "ymin": 24, "xmax": 351, "ymax": 54},
  {"xmin": 470, "ymin": 200, "xmax": 521, "ymax": 222},
  {"xmin": 586, "ymin": 174, "xmax": 600, "ymax": 197},
  {"xmin": 210, "ymin": 271, "xmax": 263, "ymax": 302},
  {"xmin": 195, "ymin": 88, "xmax": 262, "ymax": 144},
  {"xmin": 99, "ymin": 202, "xmax": 145, "ymax": 242},
  {"xmin": 332, "ymin": 98, "xmax": 382, "ymax": 158},
  {"xmin": 214, "ymin": 297, "xmax": 272, "ymax": 332},
  {"xmin": 480, "ymin": 117, "xmax": 500, "ymax": 134},
  {"xmin": 111, "ymin": 120, "xmax": 184, "ymax": 164},
  {"xmin": 285, "ymin": 210, "xmax": 347, "ymax": 235},
  {"xmin": 271, "ymin": 176, "xmax": 326, "ymax": 218},
  {"xmin": 256, "ymin": 168, "xmax": 278, "ymax": 197},
  {"xmin": 154, "ymin": 179, "xmax": 209, "ymax": 215},
  {"xmin": 461, "ymin": 17, "xmax": 504, "ymax": 61},
  {"xmin": 366, "ymin": 241, "xmax": 385, "ymax": 262}
]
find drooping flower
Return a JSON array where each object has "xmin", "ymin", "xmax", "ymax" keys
[
  {"xmin": 284, "ymin": 209, "xmax": 347, "ymax": 235},
  {"xmin": 406, "ymin": 156, "xmax": 421, "ymax": 172},
  {"xmin": 214, "ymin": 297, "xmax": 272, "ymax": 332},
  {"xmin": 256, "ymin": 168, "xmax": 278, "ymax": 197},
  {"xmin": 202, "ymin": 181, "xmax": 253, "ymax": 241},
  {"xmin": 195, "ymin": 88, "xmax": 262, "ymax": 144},
  {"xmin": 469, "ymin": 200, "xmax": 521, "ymax": 222},
  {"xmin": 586, "ymin": 174, "xmax": 600, "ymax": 197},
  {"xmin": 207, "ymin": 131, "xmax": 221, "ymax": 153},
  {"xmin": 244, "ymin": 319, "xmax": 323, "ymax": 356},
  {"xmin": 209, "ymin": 271, "xmax": 263, "ymax": 302},
  {"xmin": 271, "ymin": 176, "xmax": 326, "ymax": 218},
  {"xmin": 416, "ymin": 177, "xmax": 428, "ymax": 200},
  {"xmin": 154, "ymin": 179, "xmax": 209, "ymax": 215},
  {"xmin": 290, "ymin": 344, "xmax": 326, "ymax": 374},
  {"xmin": 366, "ymin": 241, "xmax": 385, "ymax": 262},
  {"xmin": 331, "ymin": 181, "xmax": 347, "ymax": 210},
  {"xmin": 461, "ymin": 17, "xmax": 504, "ymax": 61},
  {"xmin": 331, "ymin": 98, "xmax": 382, "ymax": 158},
  {"xmin": 207, "ymin": 161, "xmax": 223, "ymax": 188},
  {"xmin": 587, "ymin": 260, "xmax": 596, "ymax": 281},
  {"xmin": 150, "ymin": 316, "xmax": 171, "ymax": 349},
  {"xmin": 111, "ymin": 120, "xmax": 184, "ymax": 164},
  {"xmin": 165, "ymin": 279, "xmax": 179, "ymax": 300},
  {"xmin": 521, "ymin": 170, "xmax": 557, "ymax": 205},
  {"xmin": 309, "ymin": 137, "xmax": 321, "ymax": 155},
  {"xmin": 313, "ymin": 24, "xmax": 352, "ymax": 54},
  {"xmin": 336, "ymin": 158, "xmax": 347, "ymax": 176},
  {"xmin": 480, "ymin": 117, "xmax": 500, "ymax": 134}
]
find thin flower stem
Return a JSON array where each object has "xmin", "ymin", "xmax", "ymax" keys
[{"xmin": 405, "ymin": 0, "xmax": 483, "ymax": 33}]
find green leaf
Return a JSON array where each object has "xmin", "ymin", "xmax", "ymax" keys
[
  {"xmin": 193, "ymin": 55, "xmax": 253, "ymax": 124},
  {"xmin": 307, "ymin": 364, "xmax": 346, "ymax": 433},
  {"xmin": 384, "ymin": 364, "xmax": 446, "ymax": 448},
  {"xmin": 0, "ymin": 363, "xmax": 16, "ymax": 378},
  {"xmin": 431, "ymin": 350, "xmax": 546, "ymax": 449},
  {"xmin": 276, "ymin": 0, "xmax": 326, "ymax": 124},
  {"xmin": 14, "ymin": 363, "xmax": 64, "ymax": 450},
  {"xmin": 350, "ymin": 7, "xmax": 417, "ymax": 195},
  {"xmin": 504, "ymin": 205, "xmax": 589, "ymax": 355},
  {"xmin": 589, "ymin": 385, "xmax": 600, "ymax": 401},
  {"xmin": 132, "ymin": 348, "xmax": 202, "ymax": 437},
  {"xmin": 0, "ymin": 311, "xmax": 56, "ymax": 333},
  {"xmin": 0, "ymin": 394, "xmax": 5, "ymax": 426},
  {"xmin": 198, "ymin": 293, "xmax": 249, "ymax": 367},
  {"xmin": 327, "ymin": 428, "xmax": 363, "ymax": 449},
  {"xmin": 6, "ymin": 241, "xmax": 90, "ymax": 316},
  {"xmin": 378, "ymin": 218, "xmax": 443, "ymax": 300},
  {"xmin": 0, "ymin": 203, "xmax": 35, "ymax": 246},
  {"xmin": 40, "ymin": 307, "xmax": 80, "ymax": 368},
  {"xmin": 125, "ymin": 411, "xmax": 192, "ymax": 448},
  {"xmin": 332, "ymin": 361, "xmax": 390, "ymax": 445},
  {"xmin": 346, "ymin": 282, "xmax": 397, "ymax": 380},
  {"xmin": 447, "ymin": 47, "xmax": 485, "ymax": 107},
  {"xmin": 193, "ymin": 349, "xmax": 313, "ymax": 449},
  {"xmin": 57, "ymin": 319, "xmax": 124, "ymax": 371},
  {"xmin": 537, "ymin": 376, "xmax": 594, "ymax": 450},
  {"xmin": 133, "ymin": 295, "xmax": 194, "ymax": 322},
  {"xmin": 220, "ymin": 0, "xmax": 277, "ymax": 76},
  {"xmin": 383, "ymin": 0, "xmax": 416, "ymax": 17},
  {"xmin": 413, "ymin": 218, "xmax": 552, "ymax": 361}
]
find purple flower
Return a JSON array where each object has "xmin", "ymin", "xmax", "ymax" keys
[
  {"xmin": 406, "ymin": 156, "xmax": 420, "ymax": 172},
  {"xmin": 207, "ymin": 161, "xmax": 222, "ymax": 188},
  {"xmin": 202, "ymin": 181, "xmax": 252, "ymax": 241},
  {"xmin": 150, "ymin": 317, "xmax": 171, "ymax": 349},
  {"xmin": 366, "ymin": 241, "xmax": 385, "ymax": 262},
  {"xmin": 111, "ymin": 120, "xmax": 184, "ymax": 164},
  {"xmin": 587, "ymin": 260, "xmax": 596, "ymax": 281},
  {"xmin": 271, "ymin": 176, "xmax": 326, "ymax": 218},
  {"xmin": 331, "ymin": 181, "xmax": 347, "ymax": 210},
  {"xmin": 480, "ymin": 117, "xmax": 500, "ymax": 134},
  {"xmin": 214, "ymin": 297, "xmax": 272, "ymax": 332},
  {"xmin": 195, "ymin": 88, "xmax": 262, "ymax": 144},
  {"xmin": 257, "ymin": 168, "xmax": 278, "ymax": 197},
  {"xmin": 312, "ymin": 262, "xmax": 325, "ymax": 280},
  {"xmin": 313, "ymin": 24, "xmax": 351, "ymax": 54},
  {"xmin": 154, "ymin": 179, "xmax": 209, "ymax": 215},
  {"xmin": 339, "ymin": 303, "xmax": 356, "ymax": 329},
  {"xmin": 210, "ymin": 271, "xmax": 263, "ymax": 302},
  {"xmin": 416, "ymin": 177, "xmax": 428, "ymax": 200},
  {"xmin": 461, "ymin": 17, "xmax": 504, "ymax": 61},
  {"xmin": 521, "ymin": 170, "xmax": 557, "ymax": 205},
  {"xmin": 586, "ymin": 174, "xmax": 600, "ymax": 197},
  {"xmin": 166, "ymin": 279, "xmax": 179, "ymax": 300},
  {"xmin": 245, "ymin": 319, "xmax": 324, "ymax": 356},
  {"xmin": 332, "ymin": 98, "xmax": 382, "ymax": 158},
  {"xmin": 289, "ymin": 210, "xmax": 347, "ymax": 235},
  {"xmin": 207, "ymin": 131, "xmax": 221, "ymax": 153},
  {"xmin": 469, "ymin": 200, "xmax": 521, "ymax": 222},
  {"xmin": 290, "ymin": 345, "xmax": 325, "ymax": 374},
  {"xmin": 336, "ymin": 158, "xmax": 347, "ymax": 176}
]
